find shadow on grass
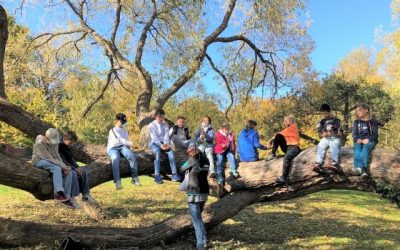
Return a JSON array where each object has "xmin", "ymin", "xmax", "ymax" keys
[{"xmin": 209, "ymin": 206, "xmax": 400, "ymax": 249}]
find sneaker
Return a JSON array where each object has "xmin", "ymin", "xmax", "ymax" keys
[
  {"xmin": 275, "ymin": 176, "xmax": 286, "ymax": 185},
  {"xmin": 115, "ymin": 181, "xmax": 123, "ymax": 190},
  {"xmin": 70, "ymin": 197, "xmax": 80, "ymax": 209},
  {"xmin": 54, "ymin": 194, "xmax": 69, "ymax": 203},
  {"xmin": 172, "ymin": 173, "xmax": 181, "ymax": 182},
  {"xmin": 154, "ymin": 175, "xmax": 164, "ymax": 184},
  {"xmin": 361, "ymin": 172, "xmax": 368, "ymax": 178},
  {"xmin": 82, "ymin": 193, "xmax": 95, "ymax": 202},
  {"xmin": 312, "ymin": 162, "xmax": 323, "ymax": 173},
  {"xmin": 265, "ymin": 154, "xmax": 277, "ymax": 161},
  {"xmin": 355, "ymin": 167, "xmax": 362, "ymax": 176},
  {"xmin": 59, "ymin": 199, "xmax": 76, "ymax": 209},
  {"xmin": 326, "ymin": 161, "xmax": 339, "ymax": 172},
  {"xmin": 230, "ymin": 172, "xmax": 239, "ymax": 178},
  {"xmin": 209, "ymin": 171, "xmax": 217, "ymax": 178},
  {"xmin": 131, "ymin": 177, "xmax": 142, "ymax": 186}
]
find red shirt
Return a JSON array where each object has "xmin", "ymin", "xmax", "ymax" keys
[{"xmin": 214, "ymin": 129, "xmax": 236, "ymax": 154}]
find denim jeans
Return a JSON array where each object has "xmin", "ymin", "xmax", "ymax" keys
[
  {"xmin": 150, "ymin": 143, "xmax": 177, "ymax": 176},
  {"xmin": 107, "ymin": 145, "xmax": 138, "ymax": 183},
  {"xmin": 71, "ymin": 168, "xmax": 90, "ymax": 197},
  {"xmin": 205, "ymin": 147, "xmax": 215, "ymax": 173},
  {"xmin": 34, "ymin": 159, "xmax": 72, "ymax": 196},
  {"xmin": 216, "ymin": 151, "xmax": 237, "ymax": 183},
  {"xmin": 354, "ymin": 142, "xmax": 376, "ymax": 171},
  {"xmin": 316, "ymin": 137, "xmax": 341, "ymax": 163},
  {"xmin": 188, "ymin": 201, "xmax": 207, "ymax": 250}
]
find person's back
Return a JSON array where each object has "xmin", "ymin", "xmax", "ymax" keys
[{"xmin": 238, "ymin": 128, "xmax": 262, "ymax": 162}]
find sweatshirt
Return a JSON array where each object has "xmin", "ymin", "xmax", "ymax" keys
[
  {"xmin": 148, "ymin": 120, "xmax": 170, "ymax": 146},
  {"xmin": 214, "ymin": 129, "xmax": 236, "ymax": 154},
  {"xmin": 31, "ymin": 135, "xmax": 67, "ymax": 168},
  {"xmin": 106, "ymin": 126, "xmax": 133, "ymax": 153},
  {"xmin": 352, "ymin": 118, "xmax": 379, "ymax": 143},
  {"xmin": 278, "ymin": 124, "xmax": 300, "ymax": 146},
  {"xmin": 238, "ymin": 128, "xmax": 267, "ymax": 162}
]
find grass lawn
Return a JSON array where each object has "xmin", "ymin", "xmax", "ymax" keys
[{"xmin": 0, "ymin": 177, "xmax": 399, "ymax": 249}]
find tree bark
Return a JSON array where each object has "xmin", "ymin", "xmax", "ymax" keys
[
  {"xmin": 0, "ymin": 146, "xmax": 398, "ymax": 248},
  {"xmin": 0, "ymin": 5, "xmax": 7, "ymax": 98}
]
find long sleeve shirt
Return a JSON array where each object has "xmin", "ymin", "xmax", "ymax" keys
[
  {"xmin": 149, "ymin": 120, "xmax": 170, "ymax": 146},
  {"xmin": 59, "ymin": 141, "xmax": 80, "ymax": 170},
  {"xmin": 31, "ymin": 135, "xmax": 67, "ymax": 168},
  {"xmin": 106, "ymin": 126, "xmax": 133, "ymax": 153},
  {"xmin": 279, "ymin": 124, "xmax": 300, "ymax": 146},
  {"xmin": 352, "ymin": 119, "xmax": 379, "ymax": 143}
]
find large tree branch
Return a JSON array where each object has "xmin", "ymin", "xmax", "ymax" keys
[
  {"xmin": 155, "ymin": 0, "xmax": 237, "ymax": 109},
  {"xmin": 0, "ymin": 5, "xmax": 8, "ymax": 98},
  {"xmin": 0, "ymin": 147, "xmax": 397, "ymax": 248},
  {"xmin": 110, "ymin": 0, "xmax": 122, "ymax": 44}
]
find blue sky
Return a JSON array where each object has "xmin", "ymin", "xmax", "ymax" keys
[
  {"xmin": 308, "ymin": 0, "xmax": 393, "ymax": 74},
  {"xmin": 1, "ymin": 0, "xmax": 396, "ymax": 95}
]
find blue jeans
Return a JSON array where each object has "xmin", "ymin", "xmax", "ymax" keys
[
  {"xmin": 107, "ymin": 145, "xmax": 138, "ymax": 183},
  {"xmin": 34, "ymin": 159, "xmax": 72, "ymax": 196},
  {"xmin": 189, "ymin": 202, "xmax": 207, "ymax": 250},
  {"xmin": 216, "ymin": 151, "xmax": 237, "ymax": 183},
  {"xmin": 71, "ymin": 168, "xmax": 90, "ymax": 197},
  {"xmin": 205, "ymin": 147, "xmax": 215, "ymax": 173},
  {"xmin": 354, "ymin": 142, "xmax": 376, "ymax": 171},
  {"xmin": 316, "ymin": 137, "xmax": 341, "ymax": 163},
  {"xmin": 150, "ymin": 143, "xmax": 177, "ymax": 176}
]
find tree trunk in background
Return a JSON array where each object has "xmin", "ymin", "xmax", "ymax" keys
[{"xmin": 0, "ymin": 146, "xmax": 399, "ymax": 248}]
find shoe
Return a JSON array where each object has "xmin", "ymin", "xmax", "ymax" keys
[
  {"xmin": 361, "ymin": 172, "xmax": 368, "ymax": 178},
  {"xmin": 230, "ymin": 172, "xmax": 239, "ymax": 178},
  {"xmin": 70, "ymin": 197, "xmax": 80, "ymax": 209},
  {"xmin": 209, "ymin": 171, "xmax": 217, "ymax": 178},
  {"xmin": 115, "ymin": 181, "xmax": 123, "ymax": 190},
  {"xmin": 355, "ymin": 167, "xmax": 362, "ymax": 176},
  {"xmin": 154, "ymin": 175, "xmax": 164, "ymax": 184},
  {"xmin": 131, "ymin": 177, "xmax": 142, "ymax": 186},
  {"xmin": 82, "ymin": 193, "xmax": 95, "ymax": 202},
  {"xmin": 217, "ymin": 178, "xmax": 224, "ymax": 185},
  {"xmin": 59, "ymin": 199, "xmax": 76, "ymax": 209},
  {"xmin": 275, "ymin": 176, "xmax": 286, "ymax": 185},
  {"xmin": 265, "ymin": 154, "xmax": 277, "ymax": 161},
  {"xmin": 312, "ymin": 162, "xmax": 323, "ymax": 173},
  {"xmin": 172, "ymin": 173, "xmax": 181, "ymax": 182},
  {"xmin": 326, "ymin": 161, "xmax": 339, "ymax": 172},
  {"xmin": 54, "ymin": 194, "xmax": 69, "ymax": 203}
]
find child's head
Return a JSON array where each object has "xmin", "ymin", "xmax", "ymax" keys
[
  {"xmin": 63, "ymin": 130, "xmax": 78, "ymax": 146},
  {"xmin": 45, "ymin": 128, "xmax": 60, "ymax": 145},
  {"xmin": 187, "ymin": 146, "xmax": 198, "ymax": 158},
  {"xmin": 246, "ymin": 120, "xmax": 257, "ymax": 129},
  {"xmin": 320, "ymin": 104, "xmax": 332, "ymax": 119},
  {"xmin": 283, "ymin": 115, "xmax": 296, "ymax": 127},
  {"xmin": 202, "ymin": 116, "xmax": 211, "ymax": 126},
  {"xmin": 222, "ymin": 122, "xmax": 230, "ymax": 133},
  {"xmin": 115, "ymin": 113, "xmax": 127, "ymax": 127},
  {"xmin": 176, "ymin": 116, "xmax": 186, "ymax": 128},
  {"xmin": 356, "ymin": 103, "xmax": 370, "ymax": 119},
  {"xmin": 154, "ymin": 109, "xmax": 166, "ymax": 123}
]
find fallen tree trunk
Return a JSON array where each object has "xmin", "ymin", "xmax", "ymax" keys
[{"xmin": 0, "ymin": 146, "xmax": 398, "ymax": 248}]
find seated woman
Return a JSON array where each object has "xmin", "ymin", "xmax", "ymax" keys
[
  {"xmin": 265, "ymin": 115, "xmax": 301, "ymax": 185},
  {"xmin": 238, "ymin": 120, "xmax": 267, "ymax": 162},
  {"xmin": 352, "ymin": 103, "xmax": 379, "ymax": 178},
  {"xmin": 214, "ymin": 122, "xmax": 238, "ymax": 185}
]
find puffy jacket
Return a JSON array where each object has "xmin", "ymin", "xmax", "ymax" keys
[
  {"xmin": 214, "ymin": 129, "xmax": 236, "ymax": 154},
  {"xmin": 238, "ymin": 128, "xmax": 267, "ymax": 162},
  {"xmin": 195, "ymin": 125, "xmax": 214, "ymax": 147}
]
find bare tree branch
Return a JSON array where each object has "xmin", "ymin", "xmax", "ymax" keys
[
  {"xmin": 245, "ymin": 52, "xmax": 258, "ymax": 105},
  {"xmin": 111, "ymin": 0, "xmax": 122, "ymax": 44},
  {"xmin": 156, "ymin": 0, "xmax": 237, "ymax": 109},
  {"xmin": 205, "ymin": 53, "xmax": 233, "ymax": 120}
]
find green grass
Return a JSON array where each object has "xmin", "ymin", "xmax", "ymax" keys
[{"xmin": 1, "ymin": 179, "xmax": 400, "ymax": 249}]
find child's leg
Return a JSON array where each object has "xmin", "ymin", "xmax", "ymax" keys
[
  {"xmin": 216, "ymin": 153, "xmax": 224, "ymax": 183},
  {"xmin": 34, "ymin": 160, "xmax": 64, "ymax": 194},
  {"xmin": 63, "ymin": 171, "xmax": 73, "ymax": 198},
  {"xmin": 121, "ymin": 146, "xmax": 138, "ymax": 178},
  {"xmin": 165, "ymin": 149, "xmax": 177, "ymax": 175},
  {"xmin": 150, "ymin": 143, "xmax": 162, "ymax": 176},
  {"xmin": 329, "ymin": 138, "xmax": 341, "ymax": 163},
  {"xmin": 315, "ymin": 138, "xmax": 329, "ymax": 164},
  {"xmin": 108, "ymin": 147, "xmax": 122, "ymax": 183},
  {"xmin": 271, "ymin": 133, "xmax": 287, "ymax": 155},
  {"xmin": 282, "ymin": 146, "xmax": 300, "ymax": 179},
  {"xmin": 360, "ymin": 142, "xmax": 376, "ymax": 171},
  {"xmin": 226, "ymin": 151, "xmax": 237, "ymax": 173},
  {"xmin": 353, "ymin": 143, "xmax": 363, "ymax": 169},
  {"xmin": 205, "ymin": 147, "xmax": 215, "ymax": 173}
]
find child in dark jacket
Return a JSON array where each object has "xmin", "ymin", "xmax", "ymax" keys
[
  {"xmin": 352, "ymin": 103, "xmax": 379, "ymax": 178},
  {"xmin": 180, "ymin": 147, "xmax": 210, "ymax": 250}
]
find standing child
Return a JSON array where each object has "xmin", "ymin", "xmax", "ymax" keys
[
  {"xmin": 265, "ymin": 115, "xmax": 301, "ymax": 185},
  {"xmin": 214, "ymin": 122, "xmax": 238, "ymax": 185},
  {"xmin": 313, "ymin": 104, "xmax": 342, "ymax": 173},
  {"xmin": 180, "ymin": 147, "xmax": 210, "ymax": 250},
  {"xmin": 107, "ymin": 113, "xmax": 141, "ymax": 190},
  {"xmin": 352, "ymin": 103, "xmax": 379, "ymax": 178}
]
